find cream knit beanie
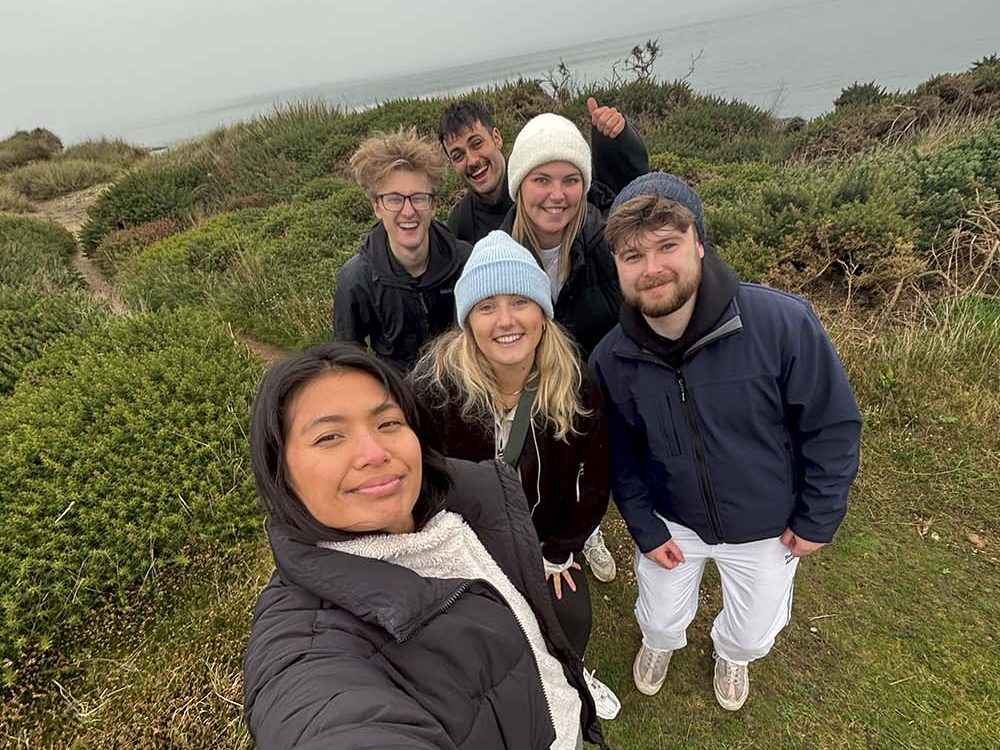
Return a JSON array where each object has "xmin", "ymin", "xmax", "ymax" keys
[{"xmin": 507, "ymin": 113, "xmax": 592, "ymax": 199}]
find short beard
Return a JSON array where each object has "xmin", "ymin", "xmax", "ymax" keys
[{"xmin": 628, "ymin": 267, "xmax": 701, "ymax": 319}]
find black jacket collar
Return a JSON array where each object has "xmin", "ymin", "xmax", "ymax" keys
[
  {"xmin": 620, "ymin": 244, "xmax": 741, "ymax": 367},
  {"xmin": 360, "ymin": 220, "xmax": 468, "ymax": 289}
]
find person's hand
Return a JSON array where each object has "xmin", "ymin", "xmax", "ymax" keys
[
  {"xmin": 588, "ymin": 97, "xmax": 626, "ymax": 138},
  {"xmin": 547, "ymin": 561, "xmax": 581, "ymax": 599},
  {"xmin": 644, "ymin": 539, "xmax": 686, "ymax": 569},
  {"xmin": 780, "ymin": 527, "xmax": 827, "ymax": 557}
]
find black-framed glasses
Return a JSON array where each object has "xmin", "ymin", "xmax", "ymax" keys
[{"xmin": 376, "ymin": 192, "xmax": 436, "ymax": 211}]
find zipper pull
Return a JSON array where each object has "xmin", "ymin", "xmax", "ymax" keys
[{"xmin": 677, "ymin": 373, "xmax": 687, "ymax": 403}]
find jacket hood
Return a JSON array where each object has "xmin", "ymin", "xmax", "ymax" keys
[
  {"xmin": 359, "ymin": 220, "xmax": 469, "ymax": 289},
  {"xmin": 620, "ymin": 243, "xmax": 740, "ymax": 364}
]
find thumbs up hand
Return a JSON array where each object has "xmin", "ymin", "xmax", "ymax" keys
[{"xmin": 587, "ymin": 96, "xmax": 626, "ymax": 138}]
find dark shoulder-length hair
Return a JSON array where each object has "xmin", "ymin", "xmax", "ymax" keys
[{"xmin": 250, "ymin": 342, "xmax": 453, "ymax": 542}]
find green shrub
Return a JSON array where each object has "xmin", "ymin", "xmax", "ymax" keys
[
  {"xmin": 118, "ymin": 198, "xmax": 366, "ymax": 347},
  {"xmin": 60, "ymin": 138, "xmax": 147, "ymax": 167},
  {"xmin": 834, "ymin": 81, "xmax": 890, "ymax": 110},
  {"xmin": 912, "ymin": 123, "xmax": 1000, "ymax": 246},
  {"xmin": 644, "ymin": 96, "xmax": 792, "ymax": 162},
  {"xmin": 3, "ymin": 159, "xmax": 117, "ymax": 201},
  {"xmin": 0, "ymin": 184, "xmax": 34, "ymax": 213},
  {"xmin": 89, "ymin": 217, "xmax": 183, "ymax": 279},
  {"xmin": 0, "ymin": 307, "xmax": 261, "ymax": 662},
  {"xmin": 80, "ymin": 159, "xmax": 212, "ymax": 250},
  {"xmin": 0, "ymin": 287, "xmax": 105, "ymax": 395},
  {"xmin": 0, "ymin": 217, "xmax": 79, "ymax": 290},
  {"xmin": 0, "ymin": 129, "xmax": 62, "ymax": 172}
]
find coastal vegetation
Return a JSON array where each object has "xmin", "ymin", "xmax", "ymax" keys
[{"xmin": 0, "ymin": 52, "xmax": 997, "ymax": 748}]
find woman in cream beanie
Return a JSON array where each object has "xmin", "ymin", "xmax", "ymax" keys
[{"xmin": 499, "ymin": 107, "xmax": 647, "ymax": 360}]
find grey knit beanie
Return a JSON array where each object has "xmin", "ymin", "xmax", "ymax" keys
[
  {"xmin": 507, "ymin": 113, "xmax": 592, "ymax": 199},
  {"xmin": 454, "ymin": 231, "xmax": 554, "ymax": 327},
  {"xmin": 610, "ymin": 171, "xmax": 707, "ymax": 244}
]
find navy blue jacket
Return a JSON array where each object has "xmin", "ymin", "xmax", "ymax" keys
[{"xmin": 590, "ymin": 283, "xmax": 861, "ymax": 552}]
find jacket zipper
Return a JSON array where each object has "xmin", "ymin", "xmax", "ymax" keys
[
  {"xmin": 397, "ymin": 581, "xmax": 471, "ymax": 643},
  {"xmin": 399, "ymin": 578, "xmax": 557, "ymax": 736},
  {"xmin": 676, "ymin": 373, "xmax": 724, "ymax": 541}
]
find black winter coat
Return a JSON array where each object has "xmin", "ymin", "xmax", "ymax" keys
[
  {"xmin": 412, "ymin": 371, "xmax": 611, "ymax": 565},
  {"xmin": 333, "ymin": 221, "xmax": 472, "ymax": 374},
  {"xmin": 243, "ymin": 458, "xmax": 607, "ymax": 750}
]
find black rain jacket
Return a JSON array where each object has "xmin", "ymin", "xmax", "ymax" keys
[{"xmin": 333, "ymin": 221, "xmax": 471, "ymax": 373}]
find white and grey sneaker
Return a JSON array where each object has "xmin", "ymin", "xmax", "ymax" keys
[
  {"xmin": 582, "ymin": 528, "xmax": 616, "ymax": 582},
  {"xmin": 632, "ymin": 643, "xmax": 672, "ymax": 696},
  {"xmin": 583, "ymin": 669, "xmax": 621, "ymax": 720},
  {"xmin": 713, "ymin": 655, "xmax": 749, "ymax": 711}
]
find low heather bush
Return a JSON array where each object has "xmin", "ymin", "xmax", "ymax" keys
[
  {"xmin": 0, "ymin": 287, "xmax": 105, "ymax": 395},
  {"xmin": 0, "ymin": 307, "xmax": 261, "ymax": 662},
  {"xmin": 80, "ymin": 159, "xmax": 213, "ymax": 251},
  {"xmin": 89, "ymin": 217, "xmax": 183, "ymax": 279},
  {"xmin": 0, "ymin": 217, "xmax": 79, "ymax": 289}
]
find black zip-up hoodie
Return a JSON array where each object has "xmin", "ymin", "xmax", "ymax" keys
[{"xmin": 333, "ymin": 221, "xmax": 472, "ymax": 374}]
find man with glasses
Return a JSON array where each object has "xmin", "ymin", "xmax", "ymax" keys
[{"xmin": 335, "ymin": 127, "xmax": 472, "ymax": 373}]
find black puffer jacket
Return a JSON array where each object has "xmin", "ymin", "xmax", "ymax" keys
[
  {"xmin": 333, "ymin": 221, "xmax": 472, "ymax": 374},
  {"xmin": 411, "ymin": 370, "xmax": 610, "ymax": 565},
  {"xmin": 243, "ymin": 458, "xmax": 607, "ymax": 750}
]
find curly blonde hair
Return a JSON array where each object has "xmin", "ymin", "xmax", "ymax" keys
[{"xmin": 349, "ymin": 127, "xmax": 448, "ymax": 200}]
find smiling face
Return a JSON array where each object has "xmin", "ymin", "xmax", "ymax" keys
[
  {"xmin": 282, "ymin": 369, "xmax": 423, "ymax": 534},
  {"xmin": 519, "ymin": 161, "xmax": 584, "ymax": 247},
  {"xmin": 466, "ymin": 295, "xmax": 545, "ymax": 376},
  {"xmin": 372, "ymin": 169, "xmax": 436, "ymax": 276},
  {"xmin": 614, "ymin": 224, "xmax": 704, "ymax": 319},
  {"xmin": 444, "ymin": 121, "xmax": 506, "ymax": 202}
]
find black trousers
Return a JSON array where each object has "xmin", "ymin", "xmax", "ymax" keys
[{"xmin": 548, "ymin": 564, "xmax": 593, "ymax": 659}]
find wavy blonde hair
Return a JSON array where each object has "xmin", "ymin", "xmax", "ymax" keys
[
  {"xmin": 510, "ymin": 181, "xmax": 588, "ymax": 285},
  {"xmin": 412, "ymin": 317, "xmax": 589, "ymax": 441}
]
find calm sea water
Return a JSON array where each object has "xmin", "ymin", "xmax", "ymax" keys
[{"xmin": 127, "ymin": 0, "xmax": 999, "ymax": 146}]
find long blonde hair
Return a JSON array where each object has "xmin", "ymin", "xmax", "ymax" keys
[
  {"xmin": 412, "ymin": 317, "xmax": 589, "ymax": 441},
  {"xmin": 511, "ymin": 186, "xmax": 588, "ymax": 286}
]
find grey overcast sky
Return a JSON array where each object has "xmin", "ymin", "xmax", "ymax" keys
[
  {"xmin": 1, "ymin": 0, "xmax": 783, "ymax": 140},
  {"xmin": 3, "ymin": 0, "xmax": 997, "ymax": 144}
]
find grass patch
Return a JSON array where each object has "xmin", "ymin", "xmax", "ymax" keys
[
  {"xmin": 3, "ymin": 158, "xmax": 118, "ymax": 201},
  {"xmin": 0, "ymin": 184, "xmax": 34, "ymax": 213},
  {"xmin": 61, "ymin": 138, "xmax": 147, "ymax": 168},
  {"xmin": 0, "ymin": 129, "xmax": 62, "ymax": 172}
]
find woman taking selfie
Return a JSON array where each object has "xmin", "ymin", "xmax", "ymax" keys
[
  {"xmin": 411, "ymin": 232, "xmax": 620, "ymax": 721},
  {"xmin": 242, "ymin": 343, "xmax": 606, "ymax": 750}
]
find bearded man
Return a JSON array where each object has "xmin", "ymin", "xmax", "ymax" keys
[{"xmin": 589, "ymin": 173, "xmax": 861, "ymax": 711}]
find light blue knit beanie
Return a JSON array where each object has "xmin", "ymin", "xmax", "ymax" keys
[{"xmin": 454, "ymin": 231, "xmax": 554, "ymax": 327}]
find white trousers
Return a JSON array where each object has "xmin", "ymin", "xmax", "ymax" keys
[{"xmin": 634, "ymin": 519, "xmax": 798, "ymax": 665}]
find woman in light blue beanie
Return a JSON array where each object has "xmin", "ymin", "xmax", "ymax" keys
[{"xmin": 411, "ymin": 230, "xmax": 622, "ymax": 721}]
